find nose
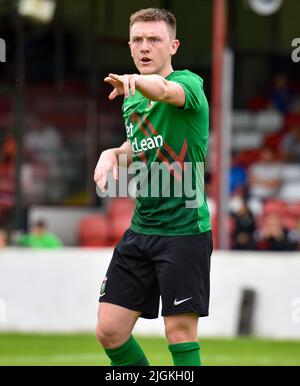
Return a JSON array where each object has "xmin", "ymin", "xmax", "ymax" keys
[{"xmin": 140, "ymin": 39, "xmax": 150, "ymax": 53}]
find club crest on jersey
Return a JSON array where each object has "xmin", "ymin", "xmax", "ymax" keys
[
  {"xmin": 100, "ymin": 277, "xmax": 107, "ymax": 297},
  {"xmin": 146, "ymin": 101, "xmax": 156, "ymax": 110}
]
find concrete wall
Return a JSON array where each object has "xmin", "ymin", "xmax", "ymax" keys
[{"xmin": 0, "ymin": 249, "xmax": 300, "ymax": 339}]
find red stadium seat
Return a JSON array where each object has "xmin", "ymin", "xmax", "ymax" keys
[
  {"xmin": 107, "ymin": 198, "xmax": 135, "ymax": 243},
  {"xmin": 263, "ymin": 200, "xmax": 286, "ymax": 215},
  {"xmin": 263, "ymin": 131, "xmax": 285, "ymax": 152},
  {"xmin": 287, "ymin": 203, "xmax": 300, "ymax": 216},
  {"xmin": 235, "ymin": 150, "xmax": 261, "ymax": 167},
  {"xmin": 281, "ymin": 215, "xmax": 299, "ymax": 230},
  {"xmin": 107, "ymin": 197, "xmax": 135, "ymax": 217},
  {"xmin": 263, "ymin": 200, "xmax": 300, "ymax": 230},
  {"xmin": 247, "ymin": 96, "xmax": 269, "ymax": 111},
  {"xmin": 264, "ymin": 200, "xmax": 300, "ymax": 216},
  {"xmin": 284, "ymin": 113, "xmax": 300, "ymax": 130},
  {"xmin": 79, "ymin": 214, "xmax": 111, "ymax": 247}
]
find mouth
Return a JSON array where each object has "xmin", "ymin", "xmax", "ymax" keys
[{"xmin": 140, "ymin": 57, "xmax": 152, "ymax": 65}]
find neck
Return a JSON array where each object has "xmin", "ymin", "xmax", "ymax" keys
[
  {"xmin": 139, "ymin": 64, "xmax": 174, "ymax": 78},
  {"xmin": 159, "ymin": 64, "xmax": 174, "ymax": 78}
]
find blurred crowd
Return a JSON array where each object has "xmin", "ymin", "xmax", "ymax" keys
[
  {"xmin": 223, "ymin": 73, "xmax": 300, "ymax": 251},
  {"xmin": 0, "ymin": 124, "xmax": 16, "ymax": 230}
]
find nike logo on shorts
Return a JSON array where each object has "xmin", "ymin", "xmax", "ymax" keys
[{"xmin": 174, "ymin": 297, "xmax": 192, "ymax": 306}]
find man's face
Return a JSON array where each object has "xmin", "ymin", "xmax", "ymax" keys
[
  {"xmin": 32, "ymin": 225, "xmax": 45, "ymax": 236},
  {"xmin": 129, "ymin": 21, "xmax": 179, "ymax": 77}
]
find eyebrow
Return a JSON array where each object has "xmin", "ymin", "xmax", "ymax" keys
[{"xmin": 131, "ymin": 35, "xmax": 162, "ymax": 40}]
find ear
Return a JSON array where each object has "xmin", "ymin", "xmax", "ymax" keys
[{"xmin": 170, "ymin": 39, "xmax": 180, "ymax": 56}]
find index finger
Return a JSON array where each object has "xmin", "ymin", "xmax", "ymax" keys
[
  {"xmin": 123, "ymin": 76, "xmax": 130, "ymax": 98},
  {"xmin": 129, "ymin": 75, "xmax": 136, "ymax": 96},
  {"xmin": 108, "ymin": 73, "xmax": 121, "ymax": 81}
]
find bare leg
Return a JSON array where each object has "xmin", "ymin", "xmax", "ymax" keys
[
  {"xmin": 164, "ymin": 313, "xmax": 201, "ymax": 366},
  {"xmin": 96, "ymin": 302, "xmax": 141, "ymax": 349},
  {"xmin": 164, "ymin": 313, "xmax": 199, "ymax": 344}
]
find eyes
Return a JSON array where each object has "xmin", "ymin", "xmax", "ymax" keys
[{"xmin": 132, "ymin": 37, "xmax": 161, "ymax": 44}]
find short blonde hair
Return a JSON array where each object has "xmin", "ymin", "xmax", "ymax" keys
[{"xmin": 130, "ymin": 8, "xmax": 177, "ymax": 38}]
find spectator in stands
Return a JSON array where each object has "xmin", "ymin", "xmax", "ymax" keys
[
  {"xmin": 24, "ymin": 118, "xmax": 63, "ymax": 203},
  {"xmin": 230, "ymin": 152, "xmax": 247, "ymax": 195},
  {"xmin": 270, "ymin": 73, "xmax": 295, "ymax": 114},
  {"xmin": 21, "ymin": 151, "xmax": 48, "ymax": 205},
  {"xmin": 280, "ymin": 124, "xmax": 300, "ymax": 163},
  {"xmin": 0, "ymin": 141, "xmax": 15, "ymax": 226},
  {"xmin": 1, "ymin": 134, "xmax": 17, "ymax": 162},
  {"xmin": 248, "ymin": 147, "xmax": 283, "ymax": 214},
  {"xmin": 230, "ymin": 195, "xmax": 257, "ymax": 250},
  {"xmin": 0, "ymin": 229, "xmax": 8, "ymax": 248},
  {"xmin": 20, "ymin": 220, "xmax": 62, "ymax": 249},
  {"xmin": 256, "ymin": 213, "xmax": 298, "ymax": 251},
  {"xmin": 24, "ymin": 118, "xmax": 62, "ymax": 162}
]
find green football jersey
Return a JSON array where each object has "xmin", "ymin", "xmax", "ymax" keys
[
  {"xmin": 122, "ymin": 69, "xmax": 211, "ymax": 236},
  {"xmin": 20, "ymin": 232, "xmax": 62, "ymax": 249}
]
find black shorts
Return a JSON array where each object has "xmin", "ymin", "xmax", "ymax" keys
[{"xmin": 99, "ymin": 228, "xmax": 213, "ymax": 319}]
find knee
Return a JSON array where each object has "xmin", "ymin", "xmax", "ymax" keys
[
  {"xmin": 96, "ymin": 323, "xmax": 126, "ymax": 349},
  {"xmin": 165, "ymin": 320, "xmax": 197, "ymax": 344}
]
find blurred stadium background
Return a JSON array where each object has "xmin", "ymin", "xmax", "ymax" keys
[{"xmin": 0, "ymin": 0, "xmax": 300, "ymax": 366}]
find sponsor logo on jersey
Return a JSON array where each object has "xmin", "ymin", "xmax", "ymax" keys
[
  {"xmin": 126, "ymin": 121, "xmax": 163, "ymax": 154},
  {"xmin": 129, "ymin": 135, "xmax": 163, "ymax": 154}
]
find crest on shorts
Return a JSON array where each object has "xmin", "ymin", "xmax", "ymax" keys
[{"xmin": 100, "ymin": 277, "xmax": 107, "ymax": 297}]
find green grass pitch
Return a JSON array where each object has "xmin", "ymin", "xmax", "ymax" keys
[{"xmin": 0, "ymin": 334, "xmax": 300, "ymax": 366}]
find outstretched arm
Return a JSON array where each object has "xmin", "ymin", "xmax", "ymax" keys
[{"xmin": 104, "ymin": 73, "xmax": 186, "ymax": 107}]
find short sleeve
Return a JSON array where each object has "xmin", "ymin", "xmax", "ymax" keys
[{"xmin": 171, "ymin": 71, "xmax": 204, "ymax": 111}]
